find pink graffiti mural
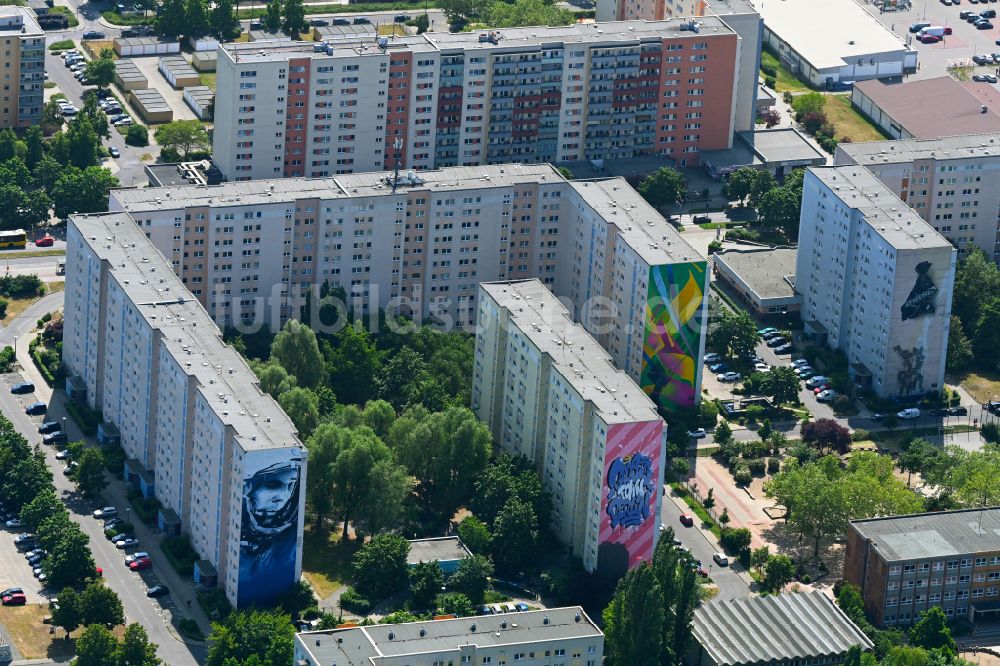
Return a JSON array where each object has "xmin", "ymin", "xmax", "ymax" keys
[{"xmin": 599, "ymin": 420, "xmax": 663, "ymax": 569}]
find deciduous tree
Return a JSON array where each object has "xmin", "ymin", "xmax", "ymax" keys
[
  {"xmin": 490, "ymin": 497, "xmax": 537, "ymax": 574},
  {"xmin": 153, "ymin": 120, "xmax": 210, "ymax": 161},
  {"xmin": 79, "ymin": 581, "xmax": 125, "ymax": 628},
  {"xmin": 278, "ymin": 387, "xmax": 319, "ymax": 439},
  {"xmin": 409, "ymin": 560, "xmax": 444, "ymax": 611},
  {"xmin": 352, "ymin": 533, "xmax": 410, "ymax": 600},
  {"xmin": 448, "ymin": 555, "xmax": 493, "ymax": 605},
  {"xmin": 73, "ymin": 624, "xmax": 119, "ymax": 666},
  {"xmin": 762, "ymin": 554, "xmax": 794, "ymax": 593},
  {"xmin": 206, "ymin": 609, "xmax": 296, "ymax": 666},
  {"xmin": 457, "ymin": 516, "xmax": 491, "ymax": 554},
  {"xmin": 638, "ymin": 167, "xmax": 686, "ymax": 209},
  {"xmin": 603, "ymin": 564, "xmax": 663, "ymax": 666},
  {"xmin": 270, "ymin": 319, "xmax": 325, "ymax": 389}
]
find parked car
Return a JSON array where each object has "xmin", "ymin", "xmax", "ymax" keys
[
  {"xmin": 331, "ymin": 18, "xmax": 350, "ymax": 25},
  {"xmin": 394, "ymin": 13, "xmax": 411, "ymax": 21},
  {"xmin": 709, "ymin": 362, "xmax": 729, "ymax": 373},
  {"xmin": 4, "ymin": 518, "xmax": 22, "ymax": 529},
  {"xmin": 793, "ymin": 365, "xmax": 812, "ymax": 376},
  {"xmin": 103, "ymin": 518, "xmax": 123, "ymax": 532},
  {"xmin": 60, "ymin": 50, "xmax": 79, "ymax": 58},
  {"xmin": 352, "ymin": 16, "xmax": 370, "ymax": 23},
  {"xmin": 679, "ymin": 513, "xmax": 694, "ymax": 527},
  {"xmin": 1, "ymin": 592, "xmax": 26, "ymax": 606},
  {"xmin": 687, "ymin": 428, "xmax": 707, "ymax": 439},
  {"xmin": 38, "ymin": 421, "xmax": 61, "ymax": 434},
  {"xmin": 703, "ymin": 352, "xmax": 722, "ymax": 364},
  {"xmin": 479, "ymin": 605, "xmax": 493, "ymax": 615},
  {"xmin": 108, "ymin": 531, "xmax": 130, "ymax": 543},
  {"xmin": 773, "ymin": 343, "xmax": 793, "ymax": 354},
  {"xmin": 13, "ymin": 535, "xmax": 35, "ymax": 547},
  {"xmin": 753, "ymin": 362, "xmax": 769, "ymax": 372},
  {"xmin": 949, "ymin": 405, "xmax": 969, "ymax": 416},
  {"xmin": 146, "ymin": 585, "xmax": 169, "ymax": 598},
  {"xmin": 919, "ymin": 34, "xmax": 942, "ymax": 42},
  {"xmin": 817, "ymin": 389, "xmax": 838, "ymax": 403},
  {"xmin": 909, "ymin": 21, "xmax": 931, "ymax": 32},
  {"xmin": 973, "ymin": 53, "xmax": 994, "ymax": 64},
  {"xmin": 812, "ymin": 384, "xmax": 829, "ymax": 394},
  {"xmin": 43, "ymin": 432, "xmax": 67, "ymax": 446},
  {"xmin": 757, "ymin": 327, "xmax": 777, "ymax": 336},
  {"xmin": 9, "ymin": 382, "xmax": 34, "ymax": 394},
  {"xmin": 24, "ymin": 549, "xmax": 44, "ymax": 560},
  {"xmin": 27, "ymin": 553, "xmax": 47, "ymax": 566},
  {"xmin": 978, "ymin": 21, "xmax": 993, "ymax": 28},
  {"xmin": 761, "ymin": 330, "xmax": 782, "ymax": 340},
  {"xmin": 308, "ymin": 18, "xmax": 328, "ymax": 26},
  {"xmin": 805, "ymin": 376, "xmax": 828, "ymax": 389},
  {"xmin": 0, "ymin": 588, "xmax": 23, "ymax": 598},
  {"xmin": 83, "ymin": 30, "xmax": 105, "ymax": 39},
  {"xmin": 124, "ymin": 552, "xmax": 149, "ymax": 565},
  {"xmin": 62, "ymin": 462, "xmax": 77, "ymax": 476},
  {"xmin": 515, "ymin": 602, "xmax": 530, "ymax": 612},
  {"xmin": 25, "ymin": 402, "xmax": 47, "ymax": 416},
  {"xmin": 114, "ymin": 118, "xmax": 133, "ymax": 126},
  {"xmin": 93, "ymin": 507, "xmax": 117, "ymax": 520},
  {"xmin": 129, "ymin": 557, "xmax": 152, "ymax": 571},
  {"xmin": 797, "ymin": 369, "xmax": 814, "ymax": 380},
  {"xmin": 55, "ymin": 450, "xmax": 70, "ymax": 460},
  {"xmin": 115, "ymin": 538, "xmax": 140, "ymax": 549},
  {"xmin": 897, "ymin": 408, "xmax": 921, "ymax": 419},
  {"xmin": 692, "ymin": 214, "xmax": 712, "ymax": 224},
  {"xmin": 109, "ymin": 147, "xmax": 120, "ymax": 158},
  {"xmin": 713, "ymin": 552, "xmax": 729, "ymax": 566},
  {"xmin": 765, "ymin": 336, "xmax": 787, "ymax": 348},
  {"xmin": 717, "ymin": 371, "xmax": 741, "ymax": 382},
  {"xmin": 791, "ymin": 358, "xmax": 810, "ymax": 367}
]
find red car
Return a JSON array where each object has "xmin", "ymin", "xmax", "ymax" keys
[
  {"xmin": 94, "ymin": 567, "xmax": 103, "ymax": 577},
  {"xmin": 696, "ymin": 567, "xmax": 710, "ymax": 578},
  {"xmin": 679, "ymin": 513, "xmax": 694, "ymax": 527},
  {"xmin": 34, "ymin": 235, "xmax": 54, "ymax": 247},
  {"xmin": 2, "ymin": 592, "xmax": 26, "ymax": 606},
  {"xmin": 813, "ymin": 385, "xmax": 829, "ymax": 394},
  {"xmin": 129, "ymin": 558, "xmax": 151, "ymax": 571},
  {"xmin": 919, "ymin": 34, "xmax": 942, "ymax": 43}
]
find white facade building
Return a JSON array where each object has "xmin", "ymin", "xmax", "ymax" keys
[
  {"xmin": 796, "ymin": 167, "xmax": 956, "ymax": 398},
  {"xmin": 107, "ymin": 164, "xmax": 709, "ymax": 414},
  {"xmin": 474, "ymin": 280, "xmax": 666, "ymax": 575},
  {"xmin": 63, "ymin": 213, "xmax": 306, "ymax": 609}
]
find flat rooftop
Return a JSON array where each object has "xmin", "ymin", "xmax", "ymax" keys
[
  {"xmin": 297, "ymin": 607, "xmax": 601, "ymax": 665},
  {"xmin": 748, "ymin": 0, "xmax": 910, "ymax": 70},
  {"xmin": 407, "ymin": 537, "xmax": 471, "ymax": 564},
  {"xmin": 837, "ymin": 132, "xmax": 1000, "ymax": 164},
  {"xmin": 69, "ymin": 213, "xmax": 300, "ymax": 452},
  {"xmin": 0, "ymin": 6, "xmax": 43, "ymax": 36},
  {"xmin": 693, "ymin": 591, "xmax": 872, "ymax": 666},
  {"xmin": 853, "ymin": 77, "xmax": 1000, "ymax": 140},
  {"xmin": 224, "ymin": 17, "xmax": 735, "ymax": 62},
  {"xmin": 738, "ymin": 128, "xmax": 827, "ymax": 166},
  {"xmin": 712, "ymin": 247, "xmax": 797, "ymax": 300},
  {"xmin": 809, "ymin": 166, "xmax": 951, "ymax": 251},
  {"xmin": 850, "ymin": 507, "xmax": 1000, "ymax": 562},
  {"xmin": 481, "ymin": 280, "xmax": 662, "ymax": 425}
]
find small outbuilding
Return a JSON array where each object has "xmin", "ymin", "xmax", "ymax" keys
[
  {"xmin": 191, "ymin": 49, "xmax": 216, "ymax": 72},
  {"xmin": 183, "ymin": 86, "xmax": 214, "ymax": 120},
  {"xmin": 407, "ymin": 537, "xmax": 472, "ymax": 574},
  {"xmin": 129, "ymin": 88, "xmax": 172, "ymax": 124},
  {"xmin": 158, "ymin": 55, "xmax": 200, "ymax": 89},
  {"xmin": 114, "ymin": 58, "xmax": 148, "ymax": 91},
  {"xmin": 113, "ymin": 36, "xmax": 179, "ymax": 57},
  {"xmin": 712, "ymin": 247, "xmax": 801, "ymax": 318}
]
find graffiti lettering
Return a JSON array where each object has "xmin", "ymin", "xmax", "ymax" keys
[{"xmin": 606, "ymin": 453, "xmax": 655, "ymax": 530}]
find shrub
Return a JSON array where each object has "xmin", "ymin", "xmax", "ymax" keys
[
  {"xmin": 0, "ymin": 274, "xmax": 43, "ymax": 299},
  {"xmin": 984, "ymin": 423, "xmax": 1000, "ymax": 445},
  {"xmin": 161, "ymin": 535, "xmax": 199, "ymax": 576},
  {"xmin": 707, "ymin": 240, "xmax": 723, "ymax": 254},
  {"xmin": 66, "ymin": 401, "xmax": 101, "ymax": 436},
  {"xmin": 852, "ymin": 428, "xmax": 871, "ymax": 442},
  {"xmin": 733, "ymin": 465, "xmax": 752, "ymax": 487},
  {"xmin": 0, "ymin": 299, "xmax": 7, "ymax": 319},
  {"xmin": 197, "ymin": 589, "xmax": 231, "ymax": 621},
  {"xmin": 764, "ymin": 76, "xmax": 776, "ymax": 89},
  {"xmin": 745, "ymin": 404, "xmax": 764, "ymax": 423},
  {"xmin": 48, "ymin": 39, "xmax": 75, "ymax": 51},
  {"xmin": 178, "ymin": 618, "xmax": 202, "ymax": 640},
  {"xmin": 125, "ymin": 124, "xmax": 148, "ymax": 147},
  {"xmin": 721, "ymin": 527, "xmax": 752, "ymax": 555},
  {"xmin": 747, "ymin": 458, "xmax": 766, "ymax": 476},
  {"xmin": 0, "ymin": 346, "xmax": 13, "ymax": 373},
  {"xmin": 340, "ymin": 587, "xmax": 373, "ymax": 615},
  {"xmin": 761, "ymin": 63, "xmax": 777, "ymax": 77},
  {"xmin": 103, "ymin": 445, "xmax": 125, "ymax": 475}
]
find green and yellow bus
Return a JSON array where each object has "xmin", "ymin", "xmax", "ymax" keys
[{"xmin": 0, "ymin": 229, "xmax": 26, "ymax": 249}]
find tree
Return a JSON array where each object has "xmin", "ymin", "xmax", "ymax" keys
[
  {"xmin": 410, "ymin": 13, "xmax": 430, "ymax": 33},
  {"xmin": 470, "ymin": 454, "xmax": 551, "ymax": 531},
  {"xmin": 210, "ymin": 0, "xmax": 240, "ymax": 39},
  {"xmin": 50, "ymin": 166, "xmax": 119, "ymax": 218},
  {"xmin": 282, "ymin": 0, "xmax": 304, "ymax": 35},
  {"xmin": 713, "ymin": 420, "xmax": 733, "ymax": 447},
  {"xmin": 762, "ymin": 554, "xmax": 795, "ymax": 593},
  {"xmin": 747, "ymin": 170, "xmax": 777, "ymax": 210},
  {"xmin": 84, "ymin": 55, "xmax": 116, "ymax": 90},
  {"xmin": 184, "ymin": 0, "xmax": 210, "ymax": 38},
  {"xmin": 73, "ymin": 625, "xmax": 119, "ymax": 666},
  {"xmin": 409, "ymin": 561, "xmax": 444, "ymax": 611},
  {"xmin": 457, "ymin": 517, "xmax": 491, "ymax": 557},
  {"xmin": 910, "ymin": 607, "xmax": 956, "ymax": 655},
  {"xmin": 749, "ymin": 546, "xmax": 770, "ymax": 579},
  {"xmin": 254, "ymin": 360, "xmax": 297, "ymax": 398},
  {"xmin": 757, "ymin": 186, "xmax": 801, "ymax": 236},
  {"xmin": 436, "ymin": 592, "xmax": 474, "ymax": 616},
  {"xmin": 801, "ymin": 418, "xmax": 851, "ymax": 454},
  {"xmin": 897, "ymin": 438, "xmax": 939, "ymax": 488},
  {"xmin": 119, "ymin": 623, "xmax": 162, "ymax": 666},
  {"xmin": 946, "ymin": 316, "xmax": 974, "ymax": 373},
  {"xmin": 761, "ymin": 366, "xmax": 801, "ymax": 405},
  {"xmin": 74, "ymin": 447, "xmax": 107, "ymax": 496},
  {"xmin": 330, "ymin": 427, "xmax": 399, "ymax": 539},
  {"xmin": 80, "ymin": 581, "xmax": 125, "ymax": 628},
  {"xmin": 325, "ymin": 324, "xmax": 380, "ymax": 405},
  {"xmin": 263, "ymin": 0, "xmax": 282, "ymax": 32},
  {"xmin": 206, "ymin": 609, "xmax": 296, "ymax": 666},
  {"xmin": 271, "ymin": 319, "xmax": 325, "ymax": 389},
  {"xmin": 940, "ymin": 447, "xmax": 1000, "ymax": 508},
  {"xmin": 708, "ymin": 308, "xmax": 761, "ymax": 360},
  {"xmin": 361, "ymin": 458, "xmax": 411, "ymax": 536},
  {"xmin": 974, "ymin": 298, "xmax": 1000, "ymax": 369},
  {"xmin": 723, "ymin": 167, "xmax": 758, "ymax": 205},
  {"xmin": 721, "ymin": 527, "xmax": 751, "ymax": 555},
  {"xmin": 3, "ymin": 453, "xmax": 52, "ymax": 511},
  {"xmin": 125, "ymin": 124, "xmax": 149, "ymax": 147},
  {"xmin": 45, "ymin": 526, "xmax": 96, "ymax": 589},
  {"xmin": 278, "ymin": 387, "xmax": 319, "ymax": 439},
  {"xmin": 153, "ymin": 121, "xmax": 211, "ymax": 161},
  {"xmin": 952, "ymin": 247, "xmax": 1000, "ymax": 334},
  {"xmin": 761, "ymin": 107, "xmax": 781, "ymax": 128},
  {"xmin": 603, "ymin": 564, "xmax": 663, "ymax": 666},
  {"xmin": 304, "ymin": 423, "xmax": 341, "ymax": 530},
  {"xmin": 20, "ymin": 488, "xmax": 62, "ymax": 532},
  {"xmin": 362, "ymin": 400, "xmax": 395, "ymax": 439},
  {"xmin": 448, "ymin": 555, "xmax": 493, "ymax": 605},
  {"xmin": 52, "ymin": 586, "xmax": 82, "ymax": 638},
  {"xmin": 490, "ymin": 497, "xmax": 538, "ymax": 574},
  {"xmin": 352, "ymin": 533, "xmax": 410, "ymax": 600},
  {"xmin": 483, "ymin": 0, "xmax": 574, "ymax": 27},
  {"xmin": 637, "ymin": 167, "xmax": 686, "ymax": 209},
  {"xmin": 156, "ymin": 0, "xmax": 187, "ymax": 37},
  {"xmin": 16, "ymin": 189, "xmax": 52, "ymax": 229},
  {"xmin": 25, "ymin": 126, "xmax": 43, "ymax": 169}
]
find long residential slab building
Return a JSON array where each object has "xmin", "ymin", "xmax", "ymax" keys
[
  {"xmin": 108, "ymin": 164, "xmax": 709, "ymax": 414},
  {"xmin": 212, "ymin": 18, "xmax": 744, "ymax": 181},
  {"xmin": 474, "ymin": 280, "xmax": 666, "ymax": 576},
  {"xmin": 836, "ymin": 132, "xmax": 1000, "ymax": 263},
  {"xmin": 63, "ymin": 213, "xmax": 306, "ymax": 610}
]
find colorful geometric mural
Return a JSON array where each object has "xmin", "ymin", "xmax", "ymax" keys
[
  {"xmin": 641, "ymin": 262, "xmax": 708, "ymax": 412},
  {"xmin": 599, "ymin": 421, "xmax": 664, "ymax": 569}
]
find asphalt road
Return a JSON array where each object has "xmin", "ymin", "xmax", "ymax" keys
[
  {"xmin": 660, "ymin": 491, "xmax": 751, "ymax": 602},
  {"xmin": 0, "ymin": 293, "xmax": 205, "ymax": 666}
]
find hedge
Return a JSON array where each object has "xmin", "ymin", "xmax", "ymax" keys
[
  {"xmin": 48, "ymin": 39, "xmax": 75, "ymax": 51},
  {"xmin": 161, "ymin": 535, "xmax": 198, "ymax": 576},
  {"xmin": 126, "ymin": 493, "xmax": 161, "ymax": 526},
  {"xmin": 197, "ymin": 589, "xmax": 232, "ymax": 621},
  {"xmin": 66, "ymin": 401, "xmax": 101, "ymax": 436},
  {"xmin": 104, "ymin": 444, "xmax": 126, "ymax": 475},
  {"xmin": 340, "ymin": 587, "xmax": 373, "ymax": 615}
]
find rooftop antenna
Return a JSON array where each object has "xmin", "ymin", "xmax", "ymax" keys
[{"xmin": 392, "ymin": 137, "xmax": 403, "ymax": 193}]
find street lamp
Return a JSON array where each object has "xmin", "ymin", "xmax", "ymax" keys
[{"xmin": 13, "ymin": 336, "xmax": 16, "ymax": 355}]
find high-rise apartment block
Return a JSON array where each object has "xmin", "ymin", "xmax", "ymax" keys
[
  {"xmin": 796, "ymin": 167, "xmax": 955, "ymax": 398},
  {"xmin": 836, "ymin": 133, "xmax": 1000, "ymax": 263},
  {"xmin": 473, "ymin": 280, "xmax": 666, "ymax": 575},
  {"xmin": 63, "ymin": 213, "xmax": 306, "ymax": 610},
  {"xmin": 0, "ymin": 7, "xmax": 44, "ymax": 128},
  {"xmin": 107, "ymin": 164, "xmax": 708, "ymax": 413},
  {"xmin": 845, "ymin": 508, "xmax": 1000, "ymax": 627},
  {"xmin": 212, "ymin": 18, "xmax": 742, "ymax": 181}
]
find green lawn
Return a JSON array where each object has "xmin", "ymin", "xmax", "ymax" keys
[
  {"xmin": 823, "ymin": 95, "xmax": 887, "ymax": 143},
  {"xmin": 198, "ymin": 72, "xmax": 216, "ymax": 91},
  {"xmin": 301, "ymin": 528, "xmax": 358, "ymax": 600},
  {"xmin": 761, "ymin": 49, "xmax": 812, "ymax": 93},
  {"xmin": 952, "ymin": 369, "xmax": 1000, "ymax": 402},
  {"xmin": 47, "ymin": 6, "xmax": 79, "ymax": 27}
]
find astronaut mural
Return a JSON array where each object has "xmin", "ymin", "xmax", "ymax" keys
[{"xmin": 237, "ymin": 449, "xmax": 303, "ymax": 607}]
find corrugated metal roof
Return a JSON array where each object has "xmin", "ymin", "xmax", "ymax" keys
[{"xmin": 692, "ymin": 592, "xmax": 873, "ymax": 666}]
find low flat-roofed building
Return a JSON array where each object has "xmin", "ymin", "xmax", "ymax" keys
[
  {"xmin": 690, "ymin": 591, "xmax": 873, "ymax": 666},
  {"xmin": 701, "ymin": 128, "xmax": 826, "ymax": 178},
  {"xmin": 407, "ymin": 537, "xmax": 472, "ymax": 574},
  {"xmin": 294, "ymin": 606, "xmax": 603, "ymax": 666},
  {"xmin": 183, "ymin": 85, "xmax": 213, "ymax": 120},
  {"xmin": 158, "ymin": 55, "xmax": 200, "ymax": 88},
  {"xmin": 749, "ymin": 0, "xmax": 916, "ymax": 88},
  {"xmin": 711, "ymin": 247, "xmax": 801, "ymax": 317},
  {"xmin": 129, "ymin": 88, "xmax": 172, "ymax": 123},
  {"xmin": 846, "ymin": 508, "xmax": 1000, "ymax": 627},
  {"xmin": 114, "ymin": 58, "xmax": 147, "ymax": 90},
  {"xmin": 851, "ymin": 77, "xmax": 1000, "ymax": 140}
]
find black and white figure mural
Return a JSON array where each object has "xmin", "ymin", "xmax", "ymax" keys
[
  {"xmin": 238, "ymin": 450, "xmax": 303, "ymax": 607},
  {"xmin": 901, "ymin": 261, "xmax": 938, "ymax": 320}
]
